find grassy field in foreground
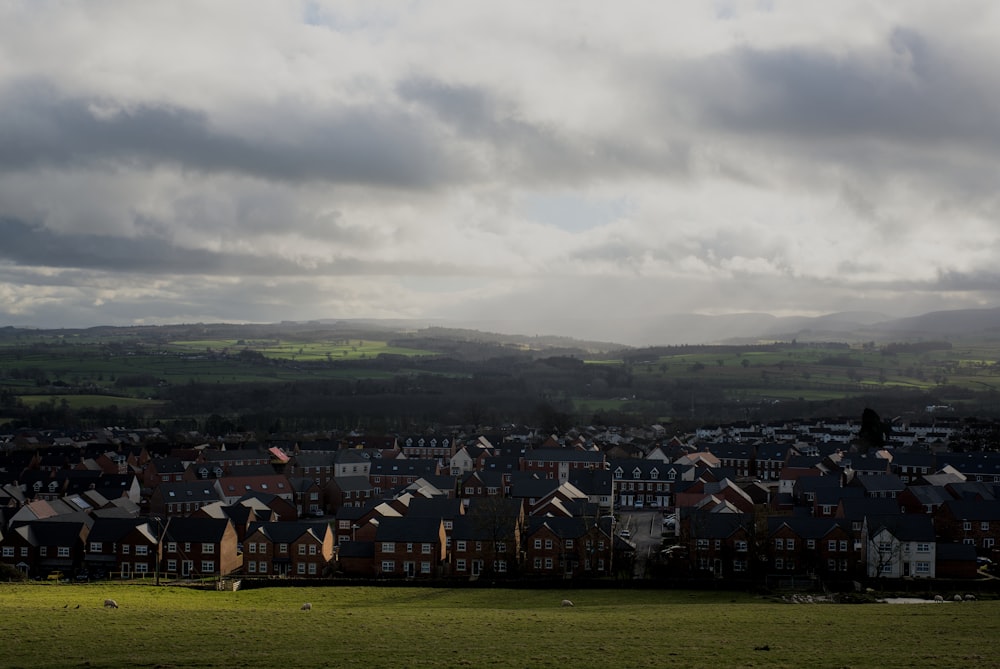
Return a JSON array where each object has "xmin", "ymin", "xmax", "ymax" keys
[{"xmin": 2, "ymin": 585, "xmax": 998, "ymax": 669}]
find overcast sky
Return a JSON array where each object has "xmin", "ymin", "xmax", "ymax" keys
[{"xmin": 1, "ymin": 1, "xmax": 999, "ymax": 344}]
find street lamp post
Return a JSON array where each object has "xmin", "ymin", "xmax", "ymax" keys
[{"xmin": 150, "ymin": 515, "xmax": 163, "ymax": 586}]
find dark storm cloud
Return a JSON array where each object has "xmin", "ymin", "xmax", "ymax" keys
[
  {"xmin": 0, "ymin": 80, "xmax": 463, "ymax": 188},
  {"xmin": 675, "ymin": 29, "xmax": 1000, "ymax": 147},
  {"xmin": 0, "ymin": 217, "xmax": 475, "ymax": 278},
  {"xmin": 398, "ymin": 77, "xmax": 692, "ymax": 184}
]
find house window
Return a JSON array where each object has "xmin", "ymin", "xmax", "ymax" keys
[
  {"xmin": 544, "ymin": 558, "xmax": 553, "ymax": 570},
  {"xmin": 309, "ymin": 545, "xmax": 317, "ymax": 555},
  {"xmin": 495, "ymin": 560, "xmax": 507, "ymax": 573},
  {"xmin": 733, "ymin": 560, "xmax": 747, "ymax": 572},
  {"xmin": 200, "ymin": 561, "xmax": 215, "ymax": 574},
  {"xmin": 308, "ymin": 562, "xmax": 317, "ymax": 575},
  {"xmin": 545, "ymin": 539, "xmax": 553, "ymax": 550},
  {"xmin": 533, "ymin": 558, "xmax": 541, "ymax": 569},
  {"xmin": 57, "ymin": 547, "xmax": 70, "ymax": 558},
  {"xmin": 297, "ymin": 563, "xmax": 305, "ymax": 575},
  {"xmin": 828, "ymin": 540, "xmax": 838, "ymax": 552},
  {"xmin": 981, "ymin": 522, "xmax": 990, "ymax": 531},
  {"xmin": 806, "ymin": 539, "xmax": 815, "ymax": 550},
  {"xmin": 985, "ymin": 538, "xmax": 995, "ymax": 549},
  {"xmin": 420, "ymin": 562, "xmax": 431, "ymax": 574},
  {"xmin": 915, "ymin": 562, "xmax": 930, "ymax": 574},
  {"xmin": 963, "ymin": 521, "xmax": 972, "ymax": 531},
  {"xmin": 135, "ymin": 563, "xmax": 148, "ymax": 574},
  {"xmin": 20, "ymin": 547, "xmax": 27, "ymax": 557},
  {"xmin": 136, "ymin": 545, "xmax": 148, "ymax": 556},
  {"xmin": 202, "ymin": 543, "xmax": 215, "ymax": 554},
  {"xmin": 827, "ymin": 559, "xmax": 837, "ymax": 570},
  {"xmin": 697, "ymin": 539, "xmax": 709, "ymax": 550},
  {"xmin": 497, "ymin": 542, "xmax": 506, "ymax": 553},
  {"xmin": 735, "ymin": 540, "xmax": 748, "ymax": 552},
  {"xmin": 456, "ymin": 541, "xmax": 467, "ymax": 552},
  {"xmin": 786, "ymin": 539, "xmax": 795, "ymax": 551},
  {"xmin": 89, "ymin": 542, "xmax": 103, "ymax": 552},
  {"xmin": 774, "ymin": 538, "xmax": 784, "ymax": 550},
  {"xmin": 248, "ymin": 562, "xmax": 256, "ymax": 574},
  {"xmin": 258, "ymin": 561, "xmax": 268, "ymax": 574},
  {"xmin": 534, "ymin": 539, "xmax": 541, "ymax": 549},
  {"xmin": 774, "ymin": 558, "xmax": 784, "ymax": 570},
  {"xmin": 456, "ymin": 559, "xmax": 466, "ymax": 572},
  {"xmin": 381, "ymin": 560, "xmax": 395, "ymax": 573},
  {"xmin": 1, "ymin": 547, "xmax": 12, "ymax": 557},
  {"xmin": 278, "ymin": 543, "xmax": 288, "ymax": 554},
  {"xmin": 40, "ymin": 547, "xmax": 48, "ymax": 557},
  {"xmin": 166, "ymin": 559, "xmax": 177, "ymax": 572},
  {"xmin": 248, "ymin": 543, "xmax": 256, "ymax": 554},
  {"xmin": 406, "ymin": 543, "xmax": 414, "ymax": 553},
  {"xmin": 839, "ymin": 540, "xmax": 847, "ymax": 552},
  {"xmin": 881, "ymin": 564, "xmax": 893, "ymax": 574},
  {"xmin": 167, "ymin": 542, "xmax": 177, "ymax": 553},
  {"xmin": 565, "ymin": 539, "xmax": 574, "ymax": 549},
  {"xmin": 381, "ymin": 542, "xmax": 395, "ymax": 553},
  {"xmin": 122, "ymin": 545, "xmax": 130, "ymax": 555},
  {"xmin": 916, "ymin": 543, "xmax": 930, "ymax": 553}
]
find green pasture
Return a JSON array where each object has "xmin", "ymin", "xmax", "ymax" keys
[
  {"xmin": 166, "ymin": 338, "xmax": 434, "ymax": 361},
  {"xmin": 2, "ymin": 584, "xmax": 997, "ymax": 669},
  {"xmin": 16, "ymin": 394, "xmax": 164, "ymax": 410}
]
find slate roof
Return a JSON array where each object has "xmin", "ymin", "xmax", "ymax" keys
[
  {"xmin": 163, "ymin": 517, "xmax": 232, "ymax": 543},
  {"xmin": 373, "ymin": 517, "xmax": 443, "ymax": 542}
]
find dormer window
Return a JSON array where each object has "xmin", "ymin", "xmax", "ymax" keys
[
  {"xmin": 614, "ymin": 468, "xmax": 623, "ymax": 479},
  {"xmin": 632, "ymin": 468, "xmax": 641, "ymax": 480},
  {"xmin": 650, "ymin": 469, "xmax": 659, "ymax": 480},
  {"xmin": 668, "ymin": 469, "xmax": 677, "ymax": 480}
]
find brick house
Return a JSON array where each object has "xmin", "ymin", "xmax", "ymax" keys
[
  {"xmin": 243, "ymin": 521, "xmax": 335, "ymax": 577},
  {"xmin": 373, "ymin": 517, "xmax": 447, "ymax": 578},
  {"xmin": 148, "ymin": 481, "xmax": 224, "ymax": 518},
  {"xmin": 522, "ymin": 516, "xmax": 613, "ymax": 578},
  {"xmin": 83, "ymin": 517, "xmax": 159, "ymax": 579},
  {"xmin": 1, "ymin": 519, "xmax": 90, "ymax": 578},
  {"xmin": 160, "ymin": 517, "xmax": 240, "ymax": 578},
  {"xmin": 450, "ymin": 497, "xmax": 524, "ymax": 578}
]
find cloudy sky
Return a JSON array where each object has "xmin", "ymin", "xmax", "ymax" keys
[{"xmin": 1, "ymin": 1, "xmax": 999, "ymax": 344}]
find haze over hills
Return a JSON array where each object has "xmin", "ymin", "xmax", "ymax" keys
[
  {"xmin": 6, "ymin": 306, "xmax": 1000, "ymax": 351},
  {"xmin": 426, "ymin": 307, "xmax": 1000, "ymax": 348}
]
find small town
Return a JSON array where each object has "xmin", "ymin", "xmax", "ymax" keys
[{"xmin": 3, "ymin": 412, "xmax": 998, "ymax": 591}]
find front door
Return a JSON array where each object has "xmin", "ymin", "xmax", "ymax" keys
[
  {"xmin": 404, "ymin": 561, "xmax": 415, "ymax": 577},
  {"xmin": 181, "ymin": 560, "xmax": 193, "ymax": 577}
]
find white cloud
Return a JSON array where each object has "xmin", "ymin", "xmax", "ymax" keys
[{"xmin": 1, "ymin": 1, "xmax": 999, "ymax": 342}]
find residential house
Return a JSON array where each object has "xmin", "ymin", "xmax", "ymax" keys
[
  {"xmin": 523, "ymin": 448, "xmax": 606, "ymax": 483},
  {"xmin": 450, "ymin": 497, "xmax": 524, "ymax": 578},
  {"xmin": 934, "ymin": 499, "xmax": 1000, "ymax": 557},
  {"xmin": 148, "ymin": 481, "xmax": 224, "ymax": 518},
  {"xmin": 83, "ymin": 517, "xmax": 159, "ymax": 579},
  {"xmin": 243, "ymin": 521, "xmax": 335, "ymax": 577},
  {"xmin": 160, "ymin": 517, "xmax": 241, "ymax": 578},
  {"xmin": 522, "ymin": 516, "xmax": 613, "ymax": 578},
  {"xmin": 864, "ymin": 515, "xmax": 936, "ymax": 579},
  {"xmin": 1, "ymin": 518, "xmax": 90, "ymax": 578},
  {"xmin": 373, "ymin": 517, "xmax": 447, "ymax": 578}
]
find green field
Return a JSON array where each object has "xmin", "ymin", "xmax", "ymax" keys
[
  {"xmin": 16, "ymin": 394, "xmax": 164, "ymax": 409},
  {"xmin": 3, "ymin": 584, "xmax": 997, "ymax": 669},
  {"xmin": 166, "ymin": 338, "xmax": 434, "ymax": 361}
]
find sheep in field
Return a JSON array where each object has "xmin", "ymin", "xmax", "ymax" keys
[
  {"xmin": 561, "ymin": 599, "xmax": 574, "ymax": 607},
  {"xmin": 954, "ymin": 594, "xmax": 963, "ymax": 602},
  {"xmin": 301, "ymin": 602, "xmax": 312, "ymax": 611},
  {"xmin": 965, "ymin": 594, "xmax": 976, "ymax": 601},
  {"xmin": 933, "ymin": 595, "xmax": 944, "ymax": 603},
  {"xmin": 104, "ymin": 599, "xmax": 118, "ymax": 609}
]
